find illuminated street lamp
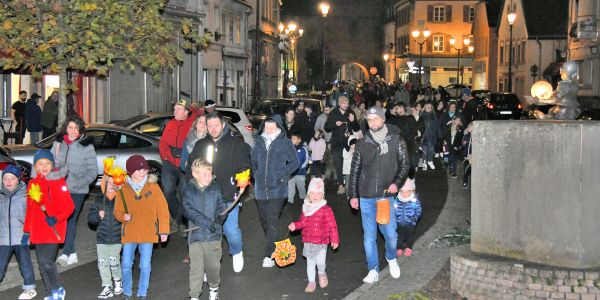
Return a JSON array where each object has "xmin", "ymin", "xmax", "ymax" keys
[
  {"xmin": 319, "ymin": 2, "xmax": 330, "ymax": 91},
  {"xmin": 449, "ymin": 36, "xmax": 474, "ymax": 90},
  {"xmin": 411, "ymin": 28, "xmax": 430, "ymax": 87},
  {"xmin": 279, "ymin": 22, "xmax": 304, "ymax": 97},
  {"xmin": 507, "ymin": 9, "xmax": 516, "ymax": 92}
]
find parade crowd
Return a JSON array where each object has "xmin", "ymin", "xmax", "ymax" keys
[{"xmin": 0, "ymin": 79, "xmax": 475, "ymax": 300}]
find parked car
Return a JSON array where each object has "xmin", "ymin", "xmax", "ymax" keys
[
  {"xmin": 247, "ymin": 98, "xmax": 324, "ymax": 129},
  {"xmin": 4, "ymin": 124, "xmax": 163, "ymax": 184},
  {"xmin": 214, "ymin": 106, "xmax": 255, "ymax": 147},
  {"xmin": 0, "ymin": 145, "xmax": 29, "ymax": 181},
  {"xmin": 481, "ymin": 93, "xmax": 523, "ymax": 120}
]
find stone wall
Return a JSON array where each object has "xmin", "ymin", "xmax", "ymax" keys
[{"xmin": 451, "ymin": 245, "xmax": 600, "ymax": 300}]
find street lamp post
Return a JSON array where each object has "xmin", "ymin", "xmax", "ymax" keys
[
  {"xmin": 383, "ymin": 54, "xmax": 389, "ymax": 80},
  {"xmin": 450, "ymin": 36, "xmax": 474, "ymax": 97},
  {"xmin": 319, "ymin": 2, "xmax": 330, "ymax": 92},
  {"xmin": 507, "ymin": 10, "xmax": 516, "ymax": 92},
  {"xmin": 279, "ymin": 22, "xmax": 303, "ymax": 98},
  {"xmin": 411, "ymin": 28, "xmax": 430, "ymax": 87}
]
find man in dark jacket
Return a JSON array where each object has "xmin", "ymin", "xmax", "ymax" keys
[
  {"xmin": 185, "ymin": 112, "xmax": 251, "ymax": 273},
  {"xmin": 348, "ymin": 106, "xmax": 409, "ymax": 284},
  {"xmin": 25, "ymin": 94, "xmax": 42, "ymax": 145},
  {"xmin": 386, "ymin": 103, "xmax": 418, "ymax": 177},
  {"xmin": 324, "ymin": 96, "xmax": 359, "ymax": 194},
  {"xmin": 40, "ymin": 91, "xmax": 59, "ymax": 139},
  {"xmin": 251, "ymin": 117, "xmax": 299, "ymax": 268},
  {"xmin": 293, "ymin": 101, "xmax": 311, "ymax": 144}
]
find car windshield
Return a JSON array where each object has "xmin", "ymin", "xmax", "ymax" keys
[
  {"xmin": 491, "ymin": 94, "xmax": 520, "ymax": 104},
  {"xmin": 113, "ymin": 115, "xmax": 149, "ymax": 127}
]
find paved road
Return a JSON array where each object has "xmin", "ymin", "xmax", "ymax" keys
[{"xmin": 0, "ymin": 167, "xmax": 449, "ymax": 299}]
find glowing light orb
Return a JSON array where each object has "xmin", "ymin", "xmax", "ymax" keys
[{"xmin": 531, "ymin": 80, "xmax": 553, "ymax": 100}]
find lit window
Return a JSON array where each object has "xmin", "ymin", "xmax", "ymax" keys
[
  {"xmin": 434, "ymin": 6, "xmax": 445, "ymax": 22},
  {"xmin": 433, "ymin": 35, "xmax": 444, "ymax": 52}
]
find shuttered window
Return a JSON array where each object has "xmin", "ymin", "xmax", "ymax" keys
[
  {"xmin": 433, "ymin": 35, "xmax": 444, "ymax": 52},
  {"xmin": 433, "ymin": 6, "xmax": 445, "ymax": 22}
]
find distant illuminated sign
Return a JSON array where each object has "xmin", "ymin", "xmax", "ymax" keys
[{"xmin": 369, "ymin": 67, "xmax": 378, "ymax": 75}]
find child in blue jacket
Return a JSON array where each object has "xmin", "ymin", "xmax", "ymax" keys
[
  {"xmin": 288, "ymin": 133, "xmax": 309, "ymax": 204},
  {"xmin": 394, "ymin": 178, "xmax": 421, "ymax": 257}
]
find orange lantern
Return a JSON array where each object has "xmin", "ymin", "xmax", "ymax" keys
[
  {"xmin": 271, "ymin": 238, "xmax": 297, "ymax": 267},
  {"xmin": 109, "ymin": 167, "xmax": 127, "ymax": 187},
  {"xmin": 376, "ymin": 198, "xmax": 390, "ymax": 225}
]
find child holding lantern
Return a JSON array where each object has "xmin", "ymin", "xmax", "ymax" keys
[
  {"xmin": 87, "ymin": 159, "xmax": 127, "ymax": 299},
  {"xmin": 23, "ymin": 149, "xmax": 74, "ymax": 300},
  {"xmin": 288, "ymin": 178, "xmax": 339, "ymax": 293},
  {"xmin": 114, "ymin": 155, "xmax": 170, "ymax": 300}
]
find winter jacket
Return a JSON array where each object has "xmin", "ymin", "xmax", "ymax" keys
[
  {"xmin": 251, "ymin": 128, "xmax": 300, "ymax": 201},
  {"xmin": 293, "ymin": 109, "xmax": 312, "ymax": 144},
  {"xmin": 114, "ymin": 176, "xmax": 170, "ymax": 244},
  {"xmin": 293, "ymin": 204, "xmax": 339, "ymax": 245},
  {"xmin": 418, "ymin": 112, "xmax": 440, "ymax": 146},
  {"xmin": 51, "ymin": 135, "xmax": 98, "ymax": 194},
  {"xmin": 25, "ymin": 99, "xmax": 42, "ymax": 132},
  {"xmin": 348, "ymin": 125, "xmax": 410, "ymax": 199},
  {"xmin": 444, "ymin": 125, "xmax": 464, "ymax": 156},
  {"xmin": 292, "ymin": 145, "xmax": 309, "ymax": 176},
  {"xmin": 282, "ymin": 121, "xmax": 303, "ymax": 141},
  {"xmin": 324, "ymin": 107, "xmax": 359, "ymax": 151},
  {"xmin": 159, "ymin": 108, "xmax": 202, "ymax": 167},
  {"xmin": 462, "ymin": 133, "xmax": 472, "ymax": 158},
  {"xmin": 308, "ymin": 138, "xmax": 326, "ymax": 161},
  {"xmin": 24, "ymin": 169, "xmax": 74, "ymax": 244},
  {"xmin": 0, "ymin": 182, "xmax": 27, "ymax": 246},
  {"xmin": 40, "ymin": 99, "xmax": 58, "ymax": 131},
  {"xmin": 87, "ymin": 177, "xmax": 121, "ymax": 245},
  {"xmin": 439, "ymin": 111, "xmax": 459, "ymax": 132},
  {"xmin": 314, "ymin": 113, "xmax": 331, "ymax": 142},
  {"xmin": 394, "ymin": 196, "xmax": 422, "ymax": 227},
  {"xmin": 180, "ymin": 130, "xmax": 206, "ymax": 172},
  {"xmin": 185, "ymin": 127, "xmax": 251, "ymax": 202},
  {"xmin": 182, "ymin": 179, "xmax": 228, "ymax": 244}
]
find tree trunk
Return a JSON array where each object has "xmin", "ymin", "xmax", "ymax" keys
[{"xmin": 58, "ymin": 67, "xmax": 68, "ymax": 130}]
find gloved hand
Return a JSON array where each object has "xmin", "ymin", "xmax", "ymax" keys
[
  {"xmin": 45, "ymin": 216, "xmax": 57, "ymax": 227},
  {"xmin": 21, "ymin": 234, "xmax": 29, "ymax": 247},
  {"xmin": 214, "ymin": 214, "xmax": 227, "ymax": 225}
]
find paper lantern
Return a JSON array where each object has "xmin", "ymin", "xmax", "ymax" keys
[
  {"xmin": 376, "ymin": 198, "xmax": 390, "ymax": 224},
  {"xmin": 531, "ymin": 80, "xmax": 553, "ymax": 100},
  {"xmin": 271, "ymin": 238, "xmax": 297, "ymax": 267}
]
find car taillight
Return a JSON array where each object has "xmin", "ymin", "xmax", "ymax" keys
[
  {"xmin": 487, "ymin": 103, "xmax": 495, "ymax": 109},
  {"xmin": 244, "ymin": 124, "xmax": 253, "ymax": 132},
  {"xmin": 517, "ymin": 103, "xmax": 522, "ymax": 109}
]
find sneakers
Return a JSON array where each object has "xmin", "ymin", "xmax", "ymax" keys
[
  {"xmin": 434, "ymin": 153, "xmax": 440, "ymax": 158},
  {"xmin": 421, "ymin": 164, "xmax": 427, "ymax": 171},
  {"xmin": 262, "ymin": 257, "xmax": 275, "ymax": 268},
  {"xmin": 404, "ymin": 248, "xmax": 413, "ymax": 256},
  {"xmin": 113, "ymin": 279, "xmax": 123, "ymax": 295},
  {"xmin": 337, "ymin": 185, "xmax": 346, "ymax": 195},
  {"xmin": 98, "ymin": 286, "xmax": 113, "ymax": 299},
  {"xmin": 318, "ymin": 273, "xmax": 328, "ymax": 288},
  {"xmin": 232, "ymin": 251, "xmax": 244, "ymax": 273},
  {"xmin": 52, "ymin": 287, "xmax": 66, "ymax": 300},
  {"xmin": 362, "ymin": 270, "xmax": 379, "ymax": 283},
  {"xmin": 427, "ymin": 161, "xmax": 435, "ymax": 170},
  {"xmin": 462, "ymin": 182, "xmax": 470, "ymax": 189},
  {"xmin": 304, "ymin": 281, "xmax": 316, "ymax": 293},
  {"xmin": 18, "ymin": 288, "xmax": 37, "ymax": 300},
  {"xmin": 208, "ymin": 287, "xmax": 219, "ymax": 300},
  {"xmin": 56, "ymin": 254, "xmax": 69, "ymax": 266},
  {"xmin": 67, "ymin": 253, "xmax": 78, "ymax": 265},
  {"xmin": 190, "ymin": 298, "xmax": 199, "ymax": 300},
  {"xmin": 451, "ymin": 173, "xmax": 457, "ymax": 179},
  {"xmin": 204, "ymin": 273, "xmax": 207, "ymax": 282},
  {"xmin": 387, "ymin": 258, "xmax": 401, "ymax": 279}
]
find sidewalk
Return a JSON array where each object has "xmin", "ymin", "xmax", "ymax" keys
[
  {"xmin": 344, "ymin": 172, "xmax": 471, "ymax": 300},
  {"xmin": 0, "ymin": 193, "xmax": 100, "ymax": 292}
]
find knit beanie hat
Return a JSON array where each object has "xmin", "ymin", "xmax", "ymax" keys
[
  {"xmin": 400, "ymin": 178, "xmax": 415, "ymax": 191},
  {"xmin": 367, "ymin": 106, "xmax": 386, "ymax": 121},
  {"xmin": 126, "ymin": 155, "xmax": 149, "ymax": 175},
  {"xmin": 307, "ymin": 178, "xmax": 325, "ymax": 195},
  {"xmin": 204, "ymin": 99, "xmax": 216, "ymax": 109},
  {"xmin": 2, "ymin": 164, "xmax": 21, "ymax": 181},
  {"xmin": 33, "ymin": 149, "xmax": 54, "ymax": 165}
]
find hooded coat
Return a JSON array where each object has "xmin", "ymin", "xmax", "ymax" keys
[
  {"xmin": 0, "ymin": 182, "xmax": 28, "ymax": 246},
  {"xmin": 51, "ymin": 134, "xmax": 98, "ymax": 194}
]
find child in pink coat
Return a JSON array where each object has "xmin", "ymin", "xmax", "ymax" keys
[{"xmin": 288, "ymin": 178, "xmax": 339, "ymax": 293}]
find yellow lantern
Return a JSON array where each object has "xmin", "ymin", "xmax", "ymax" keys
[{"xmin": 531, "ymin": 80, "xmax": 553, "ymax": 100}]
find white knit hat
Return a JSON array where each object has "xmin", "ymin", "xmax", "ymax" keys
[
  {"xmin": 307, "ymin": 178, "xmax": 325, "ymax": 195},
  {"xmin": 400, "ymin": 178, "xmax": 415, "ymax": 191}
]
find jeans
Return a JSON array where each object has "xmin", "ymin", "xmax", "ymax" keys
[
  {"xmin": 331, "ymin": 148, "xmax": 344, "ymax": 185},
  {"xmin": 310, "ymin": 161, "xmax": 324, "ymax": 177},
  {"xmin": 421, "ymin": 144, "xmax": 435, "ymax": 162},
  {"xmin": 121, "ymin": 243, "xmax": 153, "ymax": 298},
  {"xmin": 36, "ymin": 243, "xmax": 61, "ymax": 292},
  {"xmin": 287, "ymin": 175, "xmax": 306, "ymax": 203},
  {"xmin": 463, "ymin": 160, "xmax": 471, "ymax": 185},
  {"xmin": 255, "ymin": 198, "xmax": 286, "ymax": 257},
  {"xmin": 0, "ymin": 245, "xmax": 36, "ymax": 290},
  {"xmin": 223, "ymin": 204, "xmax": 242, "ymax": 255},
  {"xmin": 62, "ymin": 193, "xmax": 86, "ymax": 255},
  {"xmin": 448, "ymin": 152, "xmax": 459, "ymax": 174},
  {"xmin": 160, "ymin": 161, "xmax": 185, "ymax": 225},
  {"xmin": 359, "ymin": 197, "xmax": 398, "ymax": 271},
  {"xmin": 29, "ymin": 131, "xmax": 41, "ymax": 145}
]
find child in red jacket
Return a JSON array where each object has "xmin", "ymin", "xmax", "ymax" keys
[
  {"xmin": 288, "ymin": 178, "xmax": 339, "ymax": 293},
  {"xmin": 23, "ymin": 149, "xmax": 74, "ymax": 300}
]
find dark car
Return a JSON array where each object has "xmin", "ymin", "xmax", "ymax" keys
[
  {"xmin": 481, "ymin": 93, "xmax": 523, "ymax": 120},
  {"xmin": 248, "ymin": 98, "xmax": 324, "ymax": 129}
]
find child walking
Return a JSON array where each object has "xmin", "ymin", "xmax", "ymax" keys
[
  {"xmin": 0, "ymin": 165, "xmax": 37, "ymax": 299},
  {"xmin": 88, "ymin": 174, "xmax": 123, "ymax": 298},
  {"xmin": 288, "ymin": 178, "xmax": 339, "ymax": 293},
  {"xmin": 308, "ymin": 130, "xmax": 326, "ymax": 178},
  {"xmin": 288, "ymin": 133, "xmax": 309, "ymax": 204},
  {"xmin": 24, "ymin": 150, "xmax": 74, "ymax": 300},
  {"xmin": 114, "ymin": 155, "xmax": 170, "ymax": 300},
  {"xmin": 342, "ymin": 135, "xmax": 358, "ymax": 188},
  {"xmin": 182, "ymin": 159, "xmax": 228, "ymax": 300},
  {"xmin": 394, "ymin": 179, "xmax": 421, "ymax": 257}
]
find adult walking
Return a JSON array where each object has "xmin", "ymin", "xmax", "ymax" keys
[
  {"xmin": 180, "ymin": 115, "xmax": 207, "ymax": 172},
  {"xmin": 12, "ymin": 91, "xmax": 28, "ymax": 144},
  {"xmin": 251, "ymin": 118, "xmax": 299, "ymax": 268},
  {"xmin": 185, "ymin": 112, "xmax": 251, "ymax": 273},
  {"xmin": 418, "ymin": 102, "xmax": 440, "ymax": 170},
  {"xmin": 324, "ymin": 96, "xmax": 359, "ymax": 194},
  {"xmin": 159, "ymin": 99, "xmax": 201, "ymax": 234},
  {"xmin": 25, "ymin": 93, "xmax": 42, "ymax": 145},
  {"xmin": 348, "ymin": 106, "xmax": 409, "ymax": 284},
  {"xmin": 40, "ymin": 91, "xmax": 59, "ymax": 139},
  {"xmin": 52, "ymin": 116, "xmax": 98, "ymax": 266}
]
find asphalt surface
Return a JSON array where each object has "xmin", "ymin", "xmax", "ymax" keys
[{"xmin": 0, "ymin": 166, "xmax": 448, "ymax": 299}]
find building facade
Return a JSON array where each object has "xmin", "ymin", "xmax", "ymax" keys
[
  {"xmin": 471, "ymin": 0, "xmax": 500, "ymax": 91},
  {"xmin": 568, "ymin": 0, "xmax": 600, "ymax": 108}
]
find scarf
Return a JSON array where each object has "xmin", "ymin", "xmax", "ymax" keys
[
  {"xmin": 63, "ymin": 135, "xmax": 79, "ymax": 145},
  {"xmin": 369, "ymin": 124, "xmax": 389, "ymax": 155},
  {"xmin": 261, "ymin": 128, "xmax": 281, "ymax": 150},
  {"xmin": 126, "ymin": 175, "xmax": 148, "ymax": 197},
  {"xmin": 1, "ymin": 184, "xmax": 19, "ymax": 198},
  {"xmin": 398, "ymin": 192, "xmax": 417, "ymax": 203},
  {"xmin": 302, "ymin": 199, "xmax": 327, "ymax": 217}
]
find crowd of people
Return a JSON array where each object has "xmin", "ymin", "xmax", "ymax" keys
[{"xmin": 0, "ymin": 79, "xmax": 475, "ymax": 299}]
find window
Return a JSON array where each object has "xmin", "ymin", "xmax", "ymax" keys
[
  {"xmin": 87, "ymin": 130, "xmax": 120, "ymax": 149},
  {"xmin": 133, "ymin": 117, "xmax": 171, "ymax": 138},
  {"xmin": 235, "ymin": 16, "xmax": 241, "ymax": 45},
  {"xmin": 469, "ymin": 6, "xmax": 475, "ymax": 22},
  {"xmin": 118, "ymin": 133, "xmax": 152, "ymax": 148},
  {"xmin": 521, "ymin": 41, "xmax": 526, "ymax": 63},
  {"xmin": 229, "ymin": 15, "xmax": 234, "ymax": 44},
  {"xmin": 433, "ymin": 35, "xmax": 444, "ymax": 52},
  {"xmin": 500, "ymin": 44, "xmax": 504, "ymax": 64},
  {"xmin": 433, "ymin": 6, "xmax": 445, "ymax": 22},
  {"xmin": 516, "ymin": 43, "xmax": 521, "ymax": 63},
  {"xmin": 221, "ymin": 13, "xmax": 226, "ymax": 42}
]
